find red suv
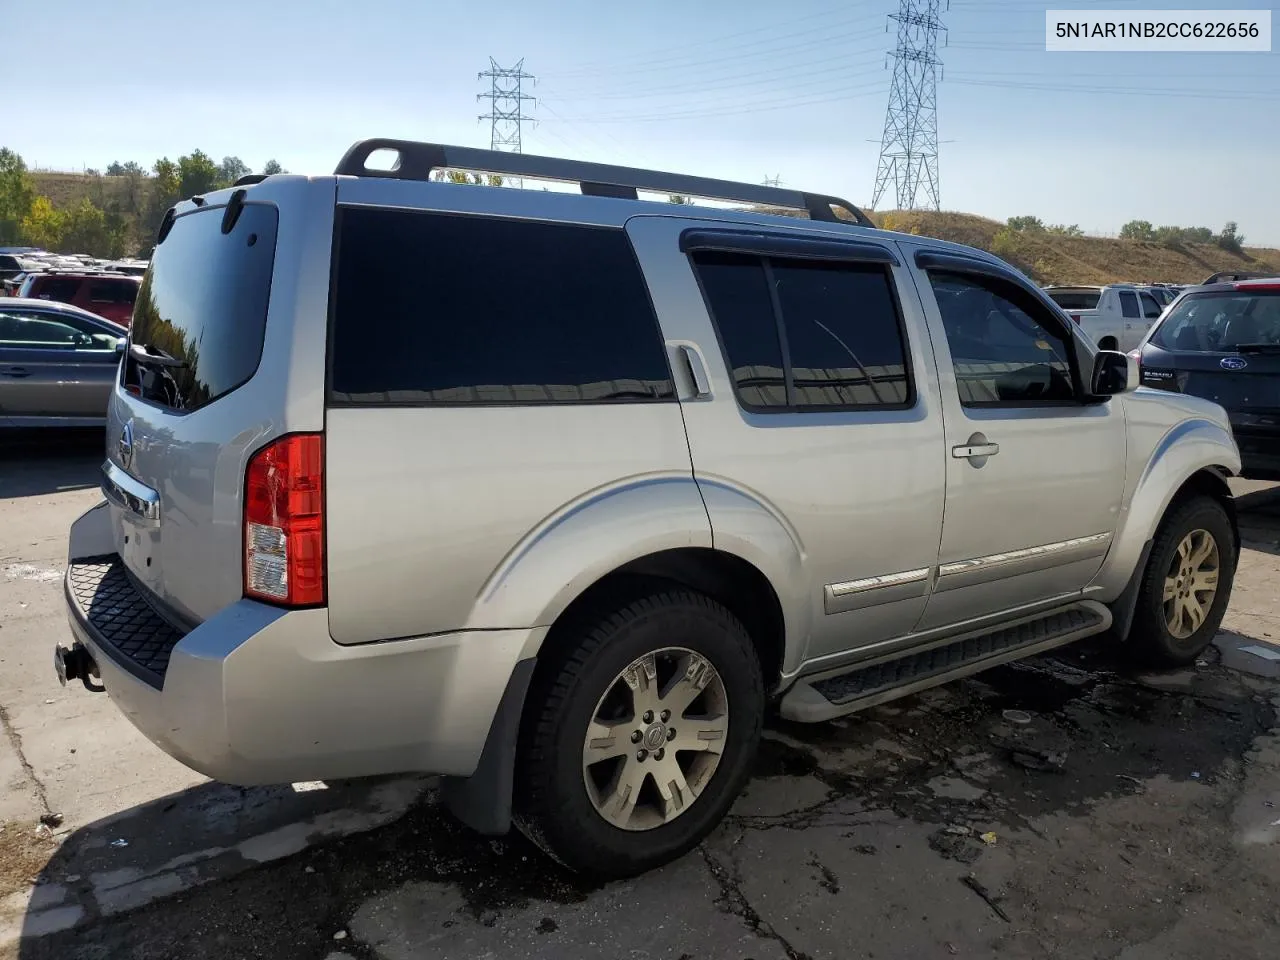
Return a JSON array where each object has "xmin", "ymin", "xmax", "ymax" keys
[{"xmin": 18, "ymin": 272, "xmax": 140, "ymax": 326}]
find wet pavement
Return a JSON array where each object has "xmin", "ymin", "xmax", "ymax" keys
[{"xmin": 3, "ymin": 438, "xmax": 1279, "ymax": 960}]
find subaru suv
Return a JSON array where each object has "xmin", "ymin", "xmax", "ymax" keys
[
  {"xmin": 1132, "ymin": 278, "xmax": 1280, "ymax": 480},
  {"xmin": 57, "ymin": 139, "xmax": 1242, "ymax": 879}
]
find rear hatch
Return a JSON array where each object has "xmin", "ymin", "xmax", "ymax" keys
[
  {"xmin": 102, "ymin": 177, "xmax": 334, "ymax": 625},
  {"xmin": 1140, "ymin": 286, "xmax": 1280, "ymax": 431}
]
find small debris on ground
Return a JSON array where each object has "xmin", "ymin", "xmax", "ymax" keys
[
  {"xmin": 110, "ymin": 838, "xmax": 129, "ymax": 848},
  {"xmin": 961, "ymin": 874, "xmax": 1011, "ymax": 922},
  {"xmin": 38, "ymin": 812, "xmax": 64, "ymax": 828},
  {"xmin": 1002, "ymin": 709, "xmax": 1033, "ymax": 725},
  {"xmin": 332, "ymin": 930, "xmax": 348, "ymax": 941},
  {"xmin": 980, "ymin": 831, "xmax": 998, "ymax": 846}
]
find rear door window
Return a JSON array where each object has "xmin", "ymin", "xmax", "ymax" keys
[
  {"xmin": 1120, "ymin": 291, "xmax": 1140, "ymax": 319},
  {"xmin": 692, "ymin": 250, "xmax": 912, "ymax": 412},
  {"xmin": 329, "ymin": 209, "xmax": 674, "ymax": 404},
  {"xmin": 1139, "ymin": 293, "xmax": 1163, "ymax": 318},
  {"xmin": 124, "ymin": 202, "xmax": 278, "ymax": 411}
]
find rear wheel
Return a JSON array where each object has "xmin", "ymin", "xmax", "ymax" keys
[
  {"xmin": 1129, "ymin": 495, "xmax": 1236, "ymax": 666},
  {"xmin": 514, "ymin": 589, "xmax": 763, "ymax": 878}
]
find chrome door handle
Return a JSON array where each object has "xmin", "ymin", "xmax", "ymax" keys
[
  {"xmin": 952, "ymin": 442, "xmax": 999, "ymax": 459},
  {"xmin": 678, "ymin": 344, "xmax": 712, "ymax": 399}
]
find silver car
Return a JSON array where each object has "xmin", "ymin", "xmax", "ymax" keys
[
  {"xmin": 0, "ymin": 298, "xmax": 126, "ymax": 427},
  {"xmin": 58, "ymin": 140, "xmax": 1241, "ymax": 879}
]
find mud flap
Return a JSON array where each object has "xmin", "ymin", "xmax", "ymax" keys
[
  {"xmin": 1106, "ymin": 537, "xmax": 1154, "ymax": 642},
  {"xmin": 440, "ymin": 657, "xmax": 536, "ymax": 836}
]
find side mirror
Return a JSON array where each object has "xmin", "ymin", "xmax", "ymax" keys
[{"xmin": 1090, "ymin": 349, "xmax": 1138, "ymax": 397}]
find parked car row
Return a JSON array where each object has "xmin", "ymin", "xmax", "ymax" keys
[{"xmin": 0, "ymin": 298, "xmax": 127, "ymax": 428}]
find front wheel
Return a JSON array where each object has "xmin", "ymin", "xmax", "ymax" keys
[
  {"xmin": 1129, "ymin": 495, "xmax": 1236, "ymax": 666},
  {"xmin": 513, "ymin": 589, "xmax": 764, "ymax": 878}
]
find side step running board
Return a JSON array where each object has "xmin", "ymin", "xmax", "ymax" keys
[{"xmin": 779, "ymin": 601, "xmax": 1111, "ymax": 723}]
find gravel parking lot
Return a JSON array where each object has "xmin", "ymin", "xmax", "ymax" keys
[{"xmin": 3, "ymin": 433, "xmax": 1279, "ymax": 960}]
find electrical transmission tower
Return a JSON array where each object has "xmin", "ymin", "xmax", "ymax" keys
[
  {"xmin": 762, "ymin": 174, "xmax": 783, "ymax": 188},
  {"xmin": 871, "ymin": 1, "xmax": 946, "ymax": 212},
  {"xmin": 477, "ymin": 58, "xmax": 535, "ymax": 154}
]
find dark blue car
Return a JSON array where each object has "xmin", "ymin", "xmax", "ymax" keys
[{"xmin": 1132, "ymin": 278, "xmax": 1280, "ymax": 480}]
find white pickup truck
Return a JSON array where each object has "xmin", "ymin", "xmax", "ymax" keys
[{"xmin": 1044, "ymin": 284, "xmax": 1166, "ymax": 351}]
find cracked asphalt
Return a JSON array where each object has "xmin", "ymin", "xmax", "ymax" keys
[{"xmin": 3, "ymin": 434, "xmax": 1280, "ymax": 960}]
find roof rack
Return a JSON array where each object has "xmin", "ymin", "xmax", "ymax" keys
[{"xmin": 334, "ymin": 138, "xmax": 874, "ymax": 228}]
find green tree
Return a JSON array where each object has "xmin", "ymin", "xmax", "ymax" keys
[
  {"xmin": 1006, "ymin": 215, "xmax": 1044, "ymax": 232},
  {"xmin": 60, "ymin": 198, "xmax": 124, "ymax": 257},
  {"xmin": 1046, "ymin": 223, "xmax": 1082, "ymax": 237},
  {"xmin": 1216, "ymin": 221, "xmax": 1245, "ymax": 254},
  {"xmin": 1119, "ymin": 219, "xmax": 1155, "ymax": 241},
  {"xmin": 261, "ymin": 159, "xmax": 286, "ymax": 176},
  {"xmin": 0, "ymin": 147, "xmax": 35, "ymax": 243},
  {"xmin": 218, "ymin": 156, "xmax": 250, "ymax": 184},
  {"xmin": 20, "ymin": 195, "xmax": 63, "ymax": 249},
  {"xmin": 178, "ymin": 150, "xmax": 221, "ymax": 196}
]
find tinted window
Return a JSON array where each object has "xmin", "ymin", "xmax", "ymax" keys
[
  {"xmin": 0, "ymin": 312, "xmax": 90, "ymax": 347},
  {"xmin": 1120, "ymin": 291, "xmax": 1140, "ymax": 319},
  {"xmin": 691, "ymin": 252, "xmax": 786, "ymax": 408},
  {"xmin": 773, "ymin": 260, "xmax": 909, "ymax": 406},
  {"xmin": 1150, "ymin": 292, "xmax": 1280, "ymax": 353},
  {"xmin": 89, "ymin": 279, "xmax": 138, "ymax": 304},
  {"xmin": 125, "ymin": 202, "xmax": 278, "ymax": 412},
  {"xmin": 693, "ymin": 249, "xmax": 911, "ymax": 411},
  {"xmin": 1046, "ymin": 290, "xmax": 1100, "ymax": 310},
  {"xmin": 930, "ymin": 272, "xmax": 1076, "ymax": 406},
  {"xmin": 1140, "ymin": 293, "xmax": 1162, "ymax": 318},
  {"xmin": 35, "ymin": 277, "xmax": 80, "ymax": 301},
  {"xmin": 330, "ymin": 209, "xmax": 673, "ymax": 405}
]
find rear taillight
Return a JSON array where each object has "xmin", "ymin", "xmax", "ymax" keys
[
  {"xmin": 1128, "ymin": 349, "xmax": 1142, "ymax": 373},
  {"xmin": 243, "ymin": 433, "xmax": 325, "ymax": 606}
]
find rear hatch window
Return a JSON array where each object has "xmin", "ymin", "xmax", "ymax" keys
[
  {"xmin": 1146, "ymin": 289, "xmax": 1280, "ymax": 413},
  {"xmin": 1047, "ymin": 290, "xmax": 1100, "ymax": 310},
  {"xmin": 1150, "ymin": 290, "xmax": 1280, "ymax": 354},
  {"xmin": 124, "ymin": 202, "xmax": 278, "ymax": 412}
]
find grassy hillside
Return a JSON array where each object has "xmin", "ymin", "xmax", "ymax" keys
[
  {"xmin": 864, "ymin": 210, "xmax": 1280, "ymax": 286},
  {"xmin": 32, "ymin": 172, "xmax": 136, "ymax": 209}
]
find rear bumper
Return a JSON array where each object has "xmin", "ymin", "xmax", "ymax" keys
[{"xmin": 62, "ymin": 500, "xmax": 542, "ymax": 785}]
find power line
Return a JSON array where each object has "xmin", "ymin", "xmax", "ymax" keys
[
  {"xmin": 543, "ymin": 7, "xmax": 885, "ymax": 77},
  {"xmin": 478, "ymin": 58, "xmax": 536, "ymax": 157},
  {"xmin": 872, "ymin": 0, "xmax": 947, "ymax": 212}
]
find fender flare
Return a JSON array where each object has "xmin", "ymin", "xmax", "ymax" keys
[{"xmin": 1093, "ymin": 416, "xmax": 1238, "ymax": 609}]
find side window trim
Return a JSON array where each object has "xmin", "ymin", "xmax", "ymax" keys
[
  {"xmin": 913, "ymin": 248, "xmax": 1074, "ymax": 339},
  {"xmin": 689, "ymin": 250, "xmax": 916, "ymax": 415},
  {"xmin": 680, "ymin": 228, "xmax": 899, "ymax": 266}
]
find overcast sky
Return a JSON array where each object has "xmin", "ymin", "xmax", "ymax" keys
[{"xmin": 9, "ymin": 0, "xmax": 1279, "ymax": 243}]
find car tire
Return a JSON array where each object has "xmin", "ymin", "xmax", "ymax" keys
[
  {"xmin": 1129, "ymin": 495, "xmax": 1236, "ymax": 667},
  {"xmin": 513, "ymin": 588, "xmax": 763, "ymax": 879}
]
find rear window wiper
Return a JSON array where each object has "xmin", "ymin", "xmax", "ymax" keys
[
  {"xmin": 1234, "ymin": 343, "xmax": 1280, "ymax": 355},
  {"xmin": 129, "ymin": 342, "xmax": 188, "ymax": 369}
]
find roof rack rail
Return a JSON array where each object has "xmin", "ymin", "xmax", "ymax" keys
[
  {"xmin": 233, "ymin": 174, "xmax": 270, "ymax": 187},
  {"xmin": 334, "ymin": 138, "xmax": 874, "ymax": 228}
]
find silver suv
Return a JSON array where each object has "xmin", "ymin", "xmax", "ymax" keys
[{"xmin": 57, "ymin": 140, "xmax": 1242, "ymax": 879}]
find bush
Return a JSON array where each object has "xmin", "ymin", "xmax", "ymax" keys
[
  {"xmin": 991, "ymin": 226, "xmax": 1019, "ymax": 257},
  {"xmin": 1216, "ymin": 221, "xmax": 1245, "ymax": 255},
  {"xmin": 1006, "ymin": 215, "xmax": 1044, "ymax": 232}
]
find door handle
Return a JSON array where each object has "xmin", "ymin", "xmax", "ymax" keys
[
  {"xmin": 952, "ymin": 431, "xmax": 999, "ymax": 461},
  {"xmin": 678, "ymin": 344, "xmax": 713, "ymax": 399},
  {"xmin": 2, "ymin": 367, "xmax": 31, "ymax": 378}
]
